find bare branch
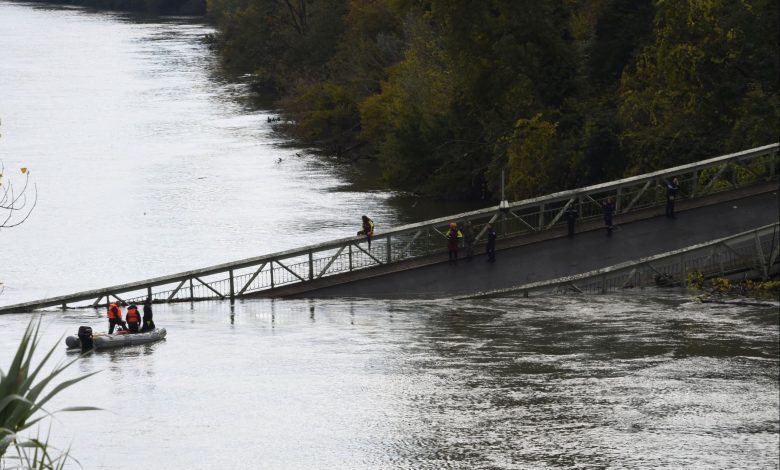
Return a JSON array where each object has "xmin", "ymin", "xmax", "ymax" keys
[{"xmin": 0, "ymin": 162, "xmax": 37, "ymax": 229}]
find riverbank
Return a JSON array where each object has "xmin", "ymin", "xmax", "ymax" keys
[{"xmin": 17, "ymin": 0, "xmax": 205, "ymax": 15}]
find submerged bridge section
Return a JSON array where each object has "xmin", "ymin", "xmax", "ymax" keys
[{"xmin": 0, "ymin": 143, "xmax": 778, "ymax": 313}]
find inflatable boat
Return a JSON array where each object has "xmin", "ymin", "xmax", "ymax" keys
[{"xmin": 65, "ymin": 327, "xmax": 167, "ymax": 351}]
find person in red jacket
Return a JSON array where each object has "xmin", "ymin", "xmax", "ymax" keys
[
  {"xmin": 107, "ymin": 302, "xmax": 127, "ymax": 334},
  {"xmin": 446, "ymin": 222, "xmax": 463, "ymax": 262},
  {"xmin": 126, "ymin": 304, "xmax": 142, "ymax": 333}
]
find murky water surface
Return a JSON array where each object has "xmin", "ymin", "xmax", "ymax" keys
[
  {"xmin": 0, "ymin": 294, "xmax": 778, "ymax": 469},
  {"xmin": 0, "ymin": 2, "xmax": 778, "ymax": 469},
  {"xmin": 0, "ymin": 1, "xmax": 442, "ymax": 307}
]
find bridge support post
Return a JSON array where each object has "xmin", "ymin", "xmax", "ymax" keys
[
  {"xmin": 308, "ymin": 252, "xmax": 314, "ymax": 281},
  {"xmin": 189, "ymin": 278, "xmax": 194, "ymax": 300},
  {"xmin": 270, "ymin": 261, "xmax": 275, "ymax": 288},
  {"xmin": 386, "ymin": 235, "xmax": 392, "ymax": 263},
  {"xmin": 348, "ymin": 244, "xmax": 353, "ymax": 271},
  {"xmin": 538, "ymin": 203, "xmax": 545, "ymax": 230},
  {"xmin": 147, "ymin": 286, "xmax": 152, "ymax": 300},
  {"xmin": 229, "ymin": 269, "xmax": 235, "ymax": 299}
]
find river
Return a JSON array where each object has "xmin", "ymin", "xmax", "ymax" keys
[
  {"xmin": 0, "ymin": 0, "xmax": 471, "ymax": 308},
  {"xmin": 0, "ymin": 2, "xmax": 778, "ymax": 469}
]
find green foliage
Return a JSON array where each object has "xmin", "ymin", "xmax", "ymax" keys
[
  {"xmin": 1, "ymin": 317, "xmax": 99, "ymax": 468},
  {"xmin": 505, "ymin": 114, "xmax": 558, "ymax": 198},
  {"xmin": 205, "ymin": 0, "xmax": 778, "ymax": 200},
  {"xmin": 210, "ymin": 0, "xmax": 348, "ymax": 96},
  {"xmin": 282, "ymin": 81, "xmax": 360, "ymax": 155},
  {"xmin": 689, "ymin": 270, "xmax": 780, "ymax": 299},
  {"xmin": 618, "ymin": 0, "xmax": 779, "ymax": 173}
]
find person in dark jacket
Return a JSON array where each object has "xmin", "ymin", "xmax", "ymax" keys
[
  {"xmin": 126, "ymin": 304, "xmax": 141, "ymax": 333},
  {"xmin": 141, "ymin": 297, "xmax": 156, "ymax": 332},
  {"xmin": 601, "ymin": 197, "xmax": 615, "ymax": 236},
  {"xmin": 563, "ymin": 204, "xmax": 578, "ymax": 237},
  {"xmin": 486, "ymin": 224, "xmax": 497, "ymax": 262},
  {"xmin": 665, "ymin": 177, "xmax": 680, "ymax": 218}
]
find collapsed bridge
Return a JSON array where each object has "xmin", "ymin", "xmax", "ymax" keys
[{"xmin": 1, "ymin": 143, "xmax": 777, "ymax": 313}]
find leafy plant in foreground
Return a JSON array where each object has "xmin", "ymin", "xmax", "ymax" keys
[{"xmin": 1, "ymin": 317, "xmax": 99, "ymax": 469}]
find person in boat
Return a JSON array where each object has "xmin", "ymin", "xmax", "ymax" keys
[
  {"xmin": 107, "ymin": 302, "xmax": 127, "ymax": 334},
  {"xmin": 126, "ymin": 304, "xmax": 142, "ymax": 333},
  {"xmin": 141, "ymin": 297, "xmax": 156, "ymax": 332}
]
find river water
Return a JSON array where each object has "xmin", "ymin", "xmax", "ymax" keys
[
  {"xmin": 0, "ymin": 0, "xmax": 437, "ymax": 307},
  {"xmin": 0, "ymin": 2, "xmax": 778, "ymax": 469}
]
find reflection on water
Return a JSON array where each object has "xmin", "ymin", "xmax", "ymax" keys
[
  {"xmin": 0, "ymin": 292, "xmax": 777, "ymax": 468},
  {"xmin": 0, "ymin": 2, "xmax": 777, "ymax": 468},
  {"xmin": 0, "ymin": 2, "xmax": 408, "ymax": 307}
]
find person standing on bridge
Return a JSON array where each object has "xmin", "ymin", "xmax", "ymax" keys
[
  {"xmin": 486, "ymin": 224, "xmax": 497, "ymax": 262},
  {"xmin": 564, "ymin": 204, "xmax": 579, "ymax": 237},
  {"xmin": 665, "ymin": 177, "xmax": 680, "ymax": 218},
  {"xmin": 107, "ymin": 301, "xmax": 127, "ymax": 334},
  {"xmin": 446, "ymin": 222, "xmax": 463, "ymax": 262},
  {"xmin": 358, "ymin": 215, "xmax": 375, "ymax": 249},
  {"xmin": 601, "ymin": 197, "xmax": 615, "ymax": 236}
]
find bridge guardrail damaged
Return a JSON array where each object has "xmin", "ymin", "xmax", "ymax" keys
[{"xmin": 1, "ymin": 143, "xmax": 777, "ymax": 312}]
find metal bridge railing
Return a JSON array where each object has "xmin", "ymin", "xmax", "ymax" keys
[
  {"xmin": 1, "ymin": 143, "xmax": 777, "ymax": 312},
  {"xmin": 459, "ymin": 223, "xmax": 780, "ymax": 298}
]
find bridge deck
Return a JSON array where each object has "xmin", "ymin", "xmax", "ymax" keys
[
  {"xmin": 1, "ymin": 143, "xmax": 777, "ymax": 313},
  {"xmin": 286, "ymin": 186, "xmax": 779, "ymax": 299}
]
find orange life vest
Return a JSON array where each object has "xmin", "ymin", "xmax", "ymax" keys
[
  {"xmin": 107, "ymin": 303, "xmax": 122, "ymax": 320},
  {"xmin": 126, "ymin": 307, "xmax": 141, "ymax": 324}
]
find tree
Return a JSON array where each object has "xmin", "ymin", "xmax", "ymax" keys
[{"xmin": 618, "ymin": 0, "xmax": 779, "ymax": 173}]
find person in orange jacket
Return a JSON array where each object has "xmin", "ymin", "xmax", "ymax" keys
[
  {"xmin": 126, "ymin": 304, "xmax": 142, "ymax": 333},
  {"xmin": 107, "ymin": 302, "xmax": 127, "ymax": 334}
]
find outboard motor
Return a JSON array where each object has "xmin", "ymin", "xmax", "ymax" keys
[{"xmin": 77, "ymin": 326, "xmax": 94, "ymax": 352}]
